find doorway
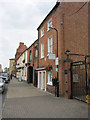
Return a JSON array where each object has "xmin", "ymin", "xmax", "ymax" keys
[{"xmin": 28, "ymin": 66, "xmax": 33, "ymax": 83}]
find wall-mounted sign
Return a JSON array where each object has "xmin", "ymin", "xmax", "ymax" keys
[
  {"xmin": 56, "ymin": 68, "xmax": 58, "ymax": 72},
  {"xmin": 55, "ymin": 57, "xmax": 58, "ymax": 65},
  {"xmin": 73, "ymin": 74, "xmax": 79, "ymax": 82},
  {"xmin": 48, "ymin": 54, "xmax": 56, "ymax": 59}
]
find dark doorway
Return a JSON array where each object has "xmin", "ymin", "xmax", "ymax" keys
[
  {"xmin": 34, "ymin": 70, "xmax": 38, "ymax": 87},
  {"xmin": 28, "ymin": 66, "xmax": 33, "ymax": 83}
]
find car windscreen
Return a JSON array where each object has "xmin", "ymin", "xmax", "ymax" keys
[
  {"xmin": 1, "ymin": 73, "xmax": 8, "ymax": 77},
  {"xmin": 0, "ymin": 78, "xmax": 3, "ymax": 83}
]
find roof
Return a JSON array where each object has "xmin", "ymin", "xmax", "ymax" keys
[
  {"xmin": 16, "ymin": 48, "xmax": 28, "ymax": 60},
  {"xmin": 27, "ymin": 39, "xmax": 38, "ymax": 50},
  {"xmin": 37, "ymin": 2, "xmax": 60, "ymax": 30},
  {"xmin": 9, "ymin": 58, "xmax": 15, "ymax": 60},
  {"xmin": 17, "ymin": 39, "xmax": 38, "ymax": 60}
]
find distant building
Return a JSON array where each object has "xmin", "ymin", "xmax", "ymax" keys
[
  {"xmin": 16, "ymin": 49, "xmax": 28, "ymax": 81},
  {"xmin": 15, "ymin": 42, "xmax": 27, "ymax": 76},
  {"xmin": 9, "ymin": 59, "xmax": 15, "ymax": 75}
]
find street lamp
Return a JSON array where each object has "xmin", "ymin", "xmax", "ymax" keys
[
  {"xmin": 49, "ymin": 27, "xmax": 59, "ymax": 97},
  {"xmin": 65, "ymin": 50, "xmax": 70, "ymax": 60}
]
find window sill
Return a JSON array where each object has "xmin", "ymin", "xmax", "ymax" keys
[
  {"xmin": 40, "ymin": 57, "xmax": 44, "ymax": 59},
  {"xmin": 47, "ymin": 83, "xmax": 53, "ymax": 86},
  {"xmin": 40, "ymin": 35, "xmax": 44, "ymax": 38}
]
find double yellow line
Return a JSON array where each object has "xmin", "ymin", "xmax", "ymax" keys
[{"xmin": 86, "ymin": 95, "xmax": 90, "ymax": 104}]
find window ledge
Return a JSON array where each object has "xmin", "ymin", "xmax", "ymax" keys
[
  {"xmin": 40, "ymin": 35, "xmax": 44, "ymax": 38},
  {"xmin": 40, "ymin": 57, "xmax": 44, "ymax": 59},
  {"xmin": 47, "ymin": 83, "xmax": 53, "ymax": 86}
]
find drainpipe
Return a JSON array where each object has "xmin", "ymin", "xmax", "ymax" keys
[{"xmin": 37, "ymin": 30, "xmax": 39, "ymax": 68}]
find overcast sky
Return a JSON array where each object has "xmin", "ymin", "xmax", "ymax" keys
[{"xmin": 0, "ymin": 0, "xmax": 57, "ymax": 69}]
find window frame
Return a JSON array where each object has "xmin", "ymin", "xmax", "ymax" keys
[
  {"xmin": 29, "ymin": 50, "xmax": 32, "ymax": 62},
  {"xmin": 35, "ymin": 47, "xmax": 38, "ymax": 58},
  {"xmin": 47, "ymin": 71, "xmax": 53, "ymax": 86},
  {"xmin": 41, "ymin": 42, "xmax": 44, "ymax": 59},
  {"xmin": 48, "ymin": 35, "xmax": 53, "ymax": 54},
  {"xmin": 41, "ymin": 27, "xmax": 44, "ymax": 38},
  {"xmin": 47, "ymin": 18, "xmax": 52, "ymax": 31}
]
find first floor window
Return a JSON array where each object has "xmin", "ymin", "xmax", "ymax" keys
[
  {"xmin": 41, "ymin": 42, "xmax": 44, "ymax": 58},
  {"xmin": 35, "ymin": 47, "xmax": 38, "ymax": 58},
  {"xmin": 48, "ymin": 36, "xmax": 53, "ymax": 53},
  {"xmin": 48, "ymin": 71, "xmax": 52, "ymax": 85},
  {"xmin": 29, "ymin": 50, "xmax": 32, "ymax": 62},
  {"xmin": 41, "ymin": 27, "xmax": 44, "ymax": 37},
  {"xmin": 47, "ymin": 18, "xmax": 52, "ymax": 31}
]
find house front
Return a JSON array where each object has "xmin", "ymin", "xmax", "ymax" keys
[
  {"xmin": 26, "ymin": 40, "xmax": 38, "ymax": 87},
  {"xmin": 16, "ymin": 49, "xmax": 28, "ymax": 81}
]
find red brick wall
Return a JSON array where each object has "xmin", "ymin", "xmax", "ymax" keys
[
  {"xmin": 27, "ymin": 40, "xmax": 38, "ymax": 84},
  {"xmin": 38, "ymin": 2, "xmax": 89, "ymax": 97},
  {"xmin": 59, "ymin": 2, "xmax": 88, "ymax": 97},
  {"xmin": 15, "ymin": 42, "xmax": 27, "ymax": 75}
]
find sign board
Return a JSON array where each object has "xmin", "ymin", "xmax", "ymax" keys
[
  {"xmin": 73, "ymin": 74, "xmax": 79, "ymax": 82},
  {"xmin": 56, "ymin": 68, "xmax": 58, "ymax": 72},
  {"xmin": 55, "ymin": 57, "xmax": 58, "ymax": 65},
  {"xmin": 48, "ymin": 54, "xmax": 55, "ymax": 59}
]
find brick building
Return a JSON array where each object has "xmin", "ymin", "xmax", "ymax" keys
[
  {"xmin": 26, "ymin": 40, "xmax": 38, "ymax": 87},
  {"xmin": 15, "ymin": 42, "xmax": 27, "ymax": 76},
  {"xmin": 16, "ymin": 49, "xmax": 28, "ymax": 81},
  {"xmin": 36, "ymin": 1, "xmax": 89, "ymax": 100}
]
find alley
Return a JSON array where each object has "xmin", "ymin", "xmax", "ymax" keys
[{"xmin": 2, "ymin": 77, "xmax": 88, "ymax": 118}]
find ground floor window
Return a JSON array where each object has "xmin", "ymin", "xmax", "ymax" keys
[{"xmin": 48, "ymin": 71, "xmax": 52, "ymax": 85}]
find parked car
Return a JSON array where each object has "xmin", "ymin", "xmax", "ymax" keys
[
  {"xmin": 0, "ymin": 77, "xmax": 5, "ymax": 93},
  {"xmin": 1, "ymin": 73, "xmax": 9, "ymax": 83}
]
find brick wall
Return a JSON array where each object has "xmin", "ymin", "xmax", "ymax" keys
[
  {"xmin": 27, "ymin": 40, "xmax": 38, "ymax": 84},
  {"xmin": 37, "ymin": 2, "xmax": 89, "ymax": 97}
]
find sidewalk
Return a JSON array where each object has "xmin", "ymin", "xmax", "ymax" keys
[{"xmin": 2, "ymin": 77, "xmax": 88, "ymax": 118}]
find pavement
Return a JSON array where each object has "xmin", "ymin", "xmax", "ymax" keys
[{"xmin": 2, "ymin": 77, "xmax": 89, "ymax": 118}]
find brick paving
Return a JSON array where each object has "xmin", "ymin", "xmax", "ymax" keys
[{"xmin": 2, "ymin": 77, "xmax": 88, "ymax": 118}]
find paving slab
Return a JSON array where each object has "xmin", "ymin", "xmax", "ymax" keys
[{"xmin": 2, "ymin": 77, "xmax": 89, "ymax": 118}]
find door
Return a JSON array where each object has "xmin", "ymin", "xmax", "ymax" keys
[
  {"xmin": 42, "ymin": 72, "xmax": 45, "ymax": 90},
  {"xmin": 38, "ymin": 71, "xmax": 46, "ymax": 91},
  {"xmin": 28, "ymin": 66, "xmax": 33, "ymax": 83},
  {"xmin": 34, "ymin": 70, "xmax": 38, "ymax": 87}
]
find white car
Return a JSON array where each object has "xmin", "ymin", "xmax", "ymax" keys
[
  {"xmin": 0, "ymin": 77, "xmax": 5, "ymax": 93},
  {"xmin": 1, "ymin": 73, "xmax": 9, "ymax": 83}
]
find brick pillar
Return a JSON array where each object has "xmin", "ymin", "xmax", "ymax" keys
[{"xmin": 64, "ymin": 62, "xmax": 71, "ymax": 99}]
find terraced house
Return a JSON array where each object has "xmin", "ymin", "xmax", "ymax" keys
[
  {"xmin": 36, "ymin": 1, "xmax": 90, "ymax": 102},
  {"xmin": 26, "ymin": 40, "xmax": 38, "ymax": 87},
  {"xmin": 15, "ymin": 2, "xmax": 90, "ymax": 102},
  {"xmin": 16, "ymin": 49, "xmax": 28, "ymax": 81}
]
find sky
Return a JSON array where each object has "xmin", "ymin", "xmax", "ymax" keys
[{"xmin": 0, "ymin": 0, "xmax": 56, "ymax": 69}]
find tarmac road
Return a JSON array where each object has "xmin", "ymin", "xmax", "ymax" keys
[{"xmin": 0, "ymin": 82, "xmax": 9, "ymax": 120}]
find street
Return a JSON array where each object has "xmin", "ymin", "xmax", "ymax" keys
[
  {"xmin": 1, "ymin": 77, "xmax": 88, "ymax": 118},
  {"xmin": 0, "ymin": 83, "xmax": 9, "ymax": 120}
]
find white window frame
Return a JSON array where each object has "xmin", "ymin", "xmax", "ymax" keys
[
  {"xmin": 47, "ymin": 18, "xmax": 52, "ymax": 31},
  {"xmin": 48, "ymin": 36, "xmax": 53, "ymax": 53},
  {"xmin": 47, "ymin": 71, "xmax": 53, "ymax": 86},
  {"xmin": 41, "ymin": 27, "xmax": 44, "ymax": 37},
  {"xmin": 41, "ymin": 42, "xmax": 44, "ymax": 58},
  {"xmin": 35, "ymin": 47, "xmax": 38, "ymax": 58}
]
